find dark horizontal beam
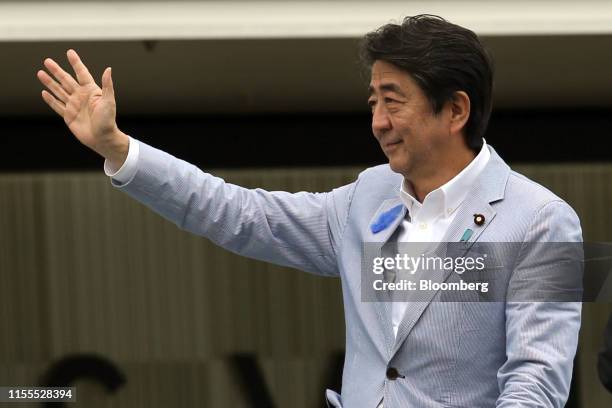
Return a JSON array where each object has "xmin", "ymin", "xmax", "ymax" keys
[{"xmin": 1, "ymin": 109, "xmax": 611, "ymax": 172}]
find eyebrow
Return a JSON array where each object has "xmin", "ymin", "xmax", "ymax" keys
[{"xmin": 368, "ymin": 83, "xmax": 407, "ymax": 98}]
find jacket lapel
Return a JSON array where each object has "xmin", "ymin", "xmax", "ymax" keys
[
  {"xmin": 365, "ymin": 197, "xmax": 407, "ymax": 355},
  {"xmin": 390, "ymin": 146, "xmax": 510, "ymax": 357}
]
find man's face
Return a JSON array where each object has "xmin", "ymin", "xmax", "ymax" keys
[{"xmin": 368, "ymin": 60, "xmax": 449, "ymax": 178}]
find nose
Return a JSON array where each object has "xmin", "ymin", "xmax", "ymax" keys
[{"xmin": 372, "ymin": 103, "xmax": 391, "ymax": 135}]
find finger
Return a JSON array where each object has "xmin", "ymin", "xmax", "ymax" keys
[
  {"xmin": 43, "ymin": 57, "xmax": 78, "ymax": 93},
  {"xmin": 102, "ymin": 67, "xmax": 115, "ymax": 100},
  {"xmin": 41, "ymin": 90, "xmax": 66, "ymax": 117},
  {"xmin": 37, "ymin": 70, "xmax": 69, "ymax": 103},
  {"xmin": 67, "ymin": 49, "xmax": 95, "ymax": 85}
]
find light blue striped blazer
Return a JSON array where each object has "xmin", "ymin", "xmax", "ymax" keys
[{"xmin": 113, "ymin": 141, "xmax": 582, "ymax": 407}]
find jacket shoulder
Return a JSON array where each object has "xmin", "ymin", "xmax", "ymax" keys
[
  {"xmin": 356, "ymin": 164, "xmax": 403, "ymax": 190},
  {"xmin": 506, "ymin": 169, "xmax": 568, "ymax": 208},
  {"xmin": 503, "ymin": 169, "xmax": 581, "ymax": 239}
]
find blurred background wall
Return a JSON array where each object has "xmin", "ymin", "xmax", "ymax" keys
[{"xmin": 1, "ymin": 1, "xmax": 611, "ymax": 406}]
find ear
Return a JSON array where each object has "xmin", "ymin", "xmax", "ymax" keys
[{"xmin": 448, "ymin": 91, "xmax": 470, "ymax": 136}]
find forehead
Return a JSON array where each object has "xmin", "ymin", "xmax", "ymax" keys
[{"xmin": 368, "ymin": 61, "xmax": 416, "ymax": 94}]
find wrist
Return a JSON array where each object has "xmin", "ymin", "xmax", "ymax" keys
[{"xmin": 101, "ymin": 129, "xmax": 129, "ymax": 169}]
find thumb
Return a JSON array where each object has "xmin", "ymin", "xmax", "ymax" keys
[{"xmin": 102, "ymin": 67, "xmax": 115, "ymax": 100}]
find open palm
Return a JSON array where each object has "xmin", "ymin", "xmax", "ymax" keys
[{"xmin": 37, "ymin": 49, "xmax": 123, "ymax": 159}]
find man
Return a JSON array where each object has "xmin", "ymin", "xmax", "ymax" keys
[{"xmin": 37, "ymin": 14, "xmax": 582, "ymax": 408}]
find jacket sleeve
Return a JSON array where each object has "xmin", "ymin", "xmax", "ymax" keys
[
  {"xmin": 496, "ymin": 200, "xmax": 583, "ymax": 407},
  {"xmin": 111, "ymin": 139, "xmax": 356, "ymax": 277}
]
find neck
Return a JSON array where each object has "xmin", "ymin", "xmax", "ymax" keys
[{"xmin": 408, "ymin": 147, "xmax": 477, "ymax": 202}]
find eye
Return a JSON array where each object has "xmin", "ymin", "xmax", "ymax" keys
[{"xmin": 384, "ymin": 97, "xmax": 397, "ymax": 104}]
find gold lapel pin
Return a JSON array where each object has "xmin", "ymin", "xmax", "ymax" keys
[{"xmin": 473, "ymin": 213, "xmax": 485, "ymax": 226}]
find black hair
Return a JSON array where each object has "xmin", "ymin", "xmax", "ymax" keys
[{"xmin": 359, "ymin": 14, "xmax": 494, "ymax": 151}]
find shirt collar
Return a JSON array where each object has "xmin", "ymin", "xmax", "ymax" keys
[{"xmin": 399, "ymin": 139, "xmax": 491, "ymax": 222}]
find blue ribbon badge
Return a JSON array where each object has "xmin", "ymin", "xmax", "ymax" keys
[{"xmin": 370, "ymin": 204, "xmax": 404, "ymax": 234}]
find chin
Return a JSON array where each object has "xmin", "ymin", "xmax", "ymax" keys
[{"xmin": 387, "ymin": 158, "xmax": 408, "ymax": 175}]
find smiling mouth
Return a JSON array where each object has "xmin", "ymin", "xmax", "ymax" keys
[{"xmin": 384, "ymin": 140, "xmax": 403, "ymax": 149}]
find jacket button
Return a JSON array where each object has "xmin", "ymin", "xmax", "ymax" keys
[{"xmin": 386, "ymin": 367, "xmax": 402, "ymax": 380}]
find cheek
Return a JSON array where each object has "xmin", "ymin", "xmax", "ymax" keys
[
  {"xmin": 395, "ymin": 122, "xmax": 416, "ymax": 144},
  {"xmin": 398, "ymin": 116, "xmax": 434, "ymax": 143},
  {"xmin": 392, "ymin": 112, "xmax": 417, "ymax": 133}
]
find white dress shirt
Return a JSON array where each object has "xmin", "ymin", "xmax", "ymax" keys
[{"xmin": 391, "ymin": 141, "xmax": 490, "ymax": 337}]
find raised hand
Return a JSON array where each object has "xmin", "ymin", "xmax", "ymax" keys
[{"xmin": 37, "ymin": 49, "xmax": 128, "ymax": 167}]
